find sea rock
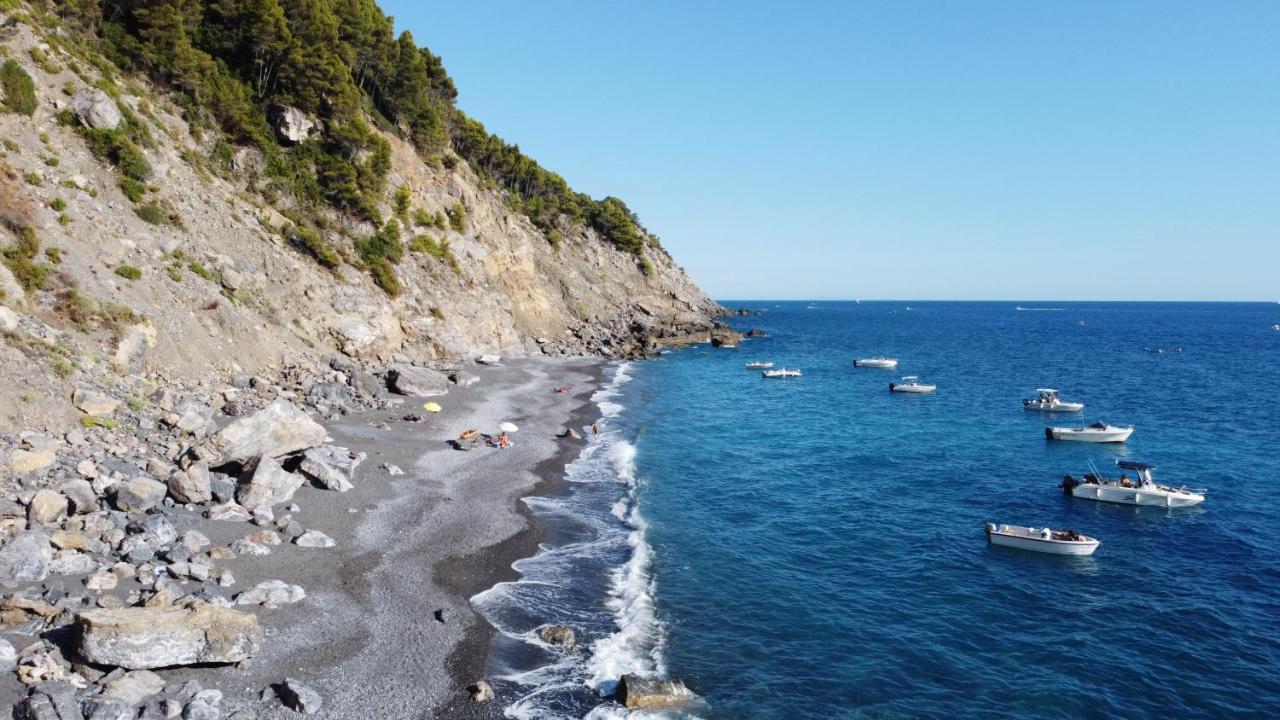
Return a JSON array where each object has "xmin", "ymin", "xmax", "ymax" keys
[
  {"xmin": 297, "ymin": 445, "xmax": 364, "ymax": 492},
  {"xmin": 112, "ymin": 321, "xmax": 157, "ymax": 374},
  {"xmin": 537, "ymin": 624, "xmax": 577, "ymax": 648},
  {"xmin": 192, "ymin": 399, "xmax": 326, "ymax": 467},
  {"xmin": 236, "ymin": 456, "xmax": 304, "ymax": 511},
  {"xmin": 293, "ymin": 530, "xmax": 334, "ymax": 548},
  {"xmin": 386, "ymin": 364, "xmax": 450, "ymax": 397},
  {"xmin": 469, "ymin": 680, "xmax": 494, "ymax": 702},
  {"xmin": 235, "ymin": 580, "xmax": 305, "ymax": 609},
  {"xmin": 558, "ymin": 427, "xmax": 582, "ymax": 440},
  {"xmin": 61, "ymin": 479, "xmax": 98, "ymax": 514},
  {"xmin": 616, "ymin": 674, "xmax": 699, "ymax": 710},
  {"xmin": 76, "ymin": 605, "xmax": 262, "ymax": 669},
  {"xmin": 72, "ymin": 89, "xmax": 123, "ymax": 131},
  {"xmin": 27, "ymin": 490, "xmax": 68, "ymax": 526},
  {"xmin": 0, "ymin": 531, "xmax": 52, "ymax": 582},
  {"xmin": 277, "ymin": 678, "xmax": 322, "ymax": 714},
  {"xmin": 113, "ymin": 476, "xmax": 167, "ymax": 513},
  {"xmin": 103, "ymin": 669, "xmax": 165, "ymax": 704},
  {"xmin": 272, "ymin": 105, "xmax": 316, "ymax": 144},
  {"xmin": 72, "ymin": 387, "xmax": 118, "ymax": 416},
  {"xmin": 169, "ymin": 463, "xmax": 212, "ymax": 504}
]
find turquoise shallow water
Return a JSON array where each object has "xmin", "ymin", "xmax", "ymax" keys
[{"xmin": 477, "ymin": 301, "xmax": 1280, "ymax": 719}]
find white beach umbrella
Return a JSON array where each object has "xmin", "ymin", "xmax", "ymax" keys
[{"xmin": 498, "ymin": 422, "xmax": 519, "ymax": 433}]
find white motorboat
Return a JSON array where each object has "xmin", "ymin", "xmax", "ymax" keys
[
  {"xmin": 1023, "ymin": 388, "xmax": 1084, "ymax": 412},
  {"xmin": 854, "ymin": 357, "xmax": 898, "ymax": 369},
  {"xmin": 985, "ymin": 523, "xmax": 1099, "ymax": 556},
  {"xmin": 889, "ymin": 376, "xmax": 935, "ymax": 393},
  {"xmin": 762, "ymin": 368, "xmax": 801, "ymax": 378},
  {"xmin": 477, "ymin": 354, "xmax": 502, "ymax": 365},
  {"xmin": 1061, "ymin": 460, "xmax": 1205, "ymax": 507},
  {"xmin": 1045, "ymin": 421, "xmax": 1133, "ymax": 443},
  {"xmin": 745, "ymin": 361, "xmax": 774, "ymax": 369}
]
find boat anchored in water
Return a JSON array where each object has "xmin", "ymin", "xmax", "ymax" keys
[
  {"xmin": 762, "ymin": 368, "xmax": 801, "ymax": 378},
  {"xmin": 985, "ymin": 523, "xmax": 1100, "ymax": 556},
  {"xmin": 1045, "ymin": 421, "xmax": 1133, "ymax": 443},
  {"xmin": 1023, "ymin": 388, "xmax": 1084, "ymax": 412},
  {"xmin": 745, "ymin": 361, "xmax": 774, "ymax": 369},
  {"xmin": 889, "ymin": 376, "xmax": 936, "ymax": 393},
  {"xmin": 854, "ymin": 357, "xmax": 898, "ymax": 369},
  {"xmin": 1061, "ymin": 460, "xmax": 1205, "ymax": 507}
]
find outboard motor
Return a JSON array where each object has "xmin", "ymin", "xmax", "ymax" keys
[
  {"xmin": 1061, "ymin": 475, "xmax": 1079, "ymax": 495},
  {"xmin": 984, "ymin": 522, "xmax": 996, "ymax": 535},
  {"xmin": 1044, "ymin": 427, "xmax": 1054, "ymax": 440}
]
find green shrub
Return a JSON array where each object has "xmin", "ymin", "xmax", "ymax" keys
[
  {"xmin": 3, "ymin": 231, "xmax": 49, "ymax": 292},
  {"xmin": 356, "ymin": 220, "xmax": 404, "ymax": 295},
  {"xmin": 58, "ymin": 214, "xmax": 71, "ymax": 225},
  {"xmin": 119, "ymin": 177, "xmax": 146, "ymax": 203},
  {"xmin": 446, "ymin": 202, "xmax": 466, "ymax": 233},
  {"xmin": 188, "ymin": 262, "xmax": 212, "ymax": 280},
  {"xmin": 133, "ymin": 203, "xmax": 177, "ymax": 225},
  {"xmin": 408, "ymin": 233, "xmax": 460, "ymax": 273},
  {"xmin": 393, "ymin": 185, "xmax": 412, "ymax": 220},
  {"xmin": 288, "ymin": 224, "xmax": 341, "ymax": 269},
  {"xmin": 45, "ymin": 156, "xmax": 59, "ymax": 167},
  {"xmin": 44, "ymin": 246, "xmax": 61, "ymax": 263},
  {"xmin": 113, "ymin": 264, "xmax": 141, "ymax": 280},
  {"xmin": 23, "ymin": 172, "xmax": 41, "ymax": 186},
  {"xmin": 166, "ymin": 266, "xmax": 181, "ymax": 281},
  {"xmin": 0, "ymin": 60, "xmax": 36, "ymax": 116},
  {"xmin": 50, "ymin": 198, "xmax": 66, "ymax": 211}
]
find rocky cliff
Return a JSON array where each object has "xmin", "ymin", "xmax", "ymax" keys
[{"xmin": 0, "ymin": 11, "xmax": 719, "ymax": 430}]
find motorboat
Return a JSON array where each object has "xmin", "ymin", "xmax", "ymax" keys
[
  {"xmin": 854, "ymin": 357, "xmax": 898, "ymax": 369},
  {"xmin": 889, "ymin": 376, "xmax": 935, "ymax": 393},
  {"xmin": 1045, "ymin": 421, "xmax": 1133, "ymax": 443},
  {"xmin": 762, "ymin": 368, "xmax": 801, "ymax": 378},
  {"xmin": 745, "ymin": 361, "xmax": 774, "ymax": 369},
  {"xmin": 477, "ymin": 354, "xmax": 502, "ymax": 365},
  {"xmin": 1061, "ymin": 460, "xmax": 1205, "ymax": 507},
  {"xmin": 1023, "ymin": 388, "xmax": 1084, "ymax": 412},
  {"xmin": 985, "ymin": 523, "xmax": 1099, "ymax": 556}
]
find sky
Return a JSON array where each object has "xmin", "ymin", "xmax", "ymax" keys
[{"xmin": 382, "ymin": 1, "xmax": 1279, "ymax": 301}]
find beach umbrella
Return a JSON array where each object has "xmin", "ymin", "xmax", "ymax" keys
[
  {"xmin": 498, "ymin": 421, "xmax": 519, "ymax": 433},
  {"xmin": 423, "ymin": 402, "xmax": 442, "ymax": 413}
]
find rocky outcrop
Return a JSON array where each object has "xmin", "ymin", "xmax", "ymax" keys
[
  {"xmin": 76, "ymin": 606, "xmax": 263, "ymax": 669},
  {"xmin": 72, "ymin": 88, "xmax": 122, "ymax": 130},
  {"xmin": 616, "ymin": 674, "xmax": 699, "ymax": 710},
  {"xmin": 272, "ymin": 105, "xmax": 316, "ymax": 144},
  {"xmin": 537, "ymin": 624, "xmax": 577, "ymax": 649}
]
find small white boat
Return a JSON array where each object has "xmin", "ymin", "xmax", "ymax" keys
[
  {"xmin": 889, "ymin": 376, "xmax": 935, "ymax": 393},
  {"xmin": 986, "ymin": 523, "xmax": 1099, "ymax": 556},
  {"xmin": 1045, "ymin": 421, "xmax": 1133, "ymax": 443},
  {"xmin": 1272, "ymin": 324, "xmax": 1279, "ymax": 331},
  {"xmin": 854, "ymin": 357, "xmax": 898, "ymax": 369},
  {"xmin": 477, "ymin": 354, "xmax": 502, "ymax": 365},
  {"xmin": 1061, "ymin": 460, "xmax": 1205, "ymax": 507},
  {"xmin": 1023, "ymin": 388, "xmax": 1084, "ymax": 413},
  {"xmin": 745, "ymin": 361, "xmax": 774, "ymax": 369},
  {"xmin": 762, "ymin": 368, "xmax": 801, "ymax": 378}
]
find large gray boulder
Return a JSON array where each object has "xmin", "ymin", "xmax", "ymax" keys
[
  {"xmin": 278, "ymin": 678, "xmax": 323, "ymax": 714},
  {"xmin": 0, "ymin": 531, "xmax": 52, "ymax": 582},
  {"xmin": 192, "ymin": 399, "xmax": 326, "ymax": 467},
  {"xmin": 27, "ymin": 490, "xmax": 68, "ymax": 526},
  {"xmin": 76, "ymin": 605, "xmax": 262, "ymax": 669},
  {"xmin": 61, "ymin": 479, "xmax": 98, "ymax": 514},
  {"xmin": 387, "ymin": 365, "xmax": 450, "ymax": 397},
  {"xmin": 616, "ymin": 674, "xmax": 698, "ymax": 710},
  {"xmin": 113, "ymin": 476, "xmax": 167, "ymax": 513},
  {"xmin": 236, "ymin": 456, "xmax": 304, "ymax": 511},
  {"xmin": 169, "ymin": 463, "xmax": 212, "ymax": 504},
  {"xmin": 273, "ymin": 105, "xmax": 316, "ymax": 144},
  {"xmin": 297, "ymin": 445, "xmax": 364, "ymax": 492},
  {"xmin": 73, "ymin": 89, "xmax": 123, "ymax": 131}
]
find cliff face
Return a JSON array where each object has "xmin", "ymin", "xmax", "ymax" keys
[{"xmin": 0, "ymin": 15, "xmax": 718, "ymax": 428}]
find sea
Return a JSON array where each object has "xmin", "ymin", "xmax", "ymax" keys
[{"xmin": 472, "ymin": 301, "xmax": 1280, "ymax": 719}]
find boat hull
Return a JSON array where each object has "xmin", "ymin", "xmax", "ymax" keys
[
  {"xmin": 1045, "ymin": 427, "xmax": 1133, "ymax": 443},
  {"xmin": 988, "ymin": 531, "xmax": 1099, "ymax": 555},
  {"xmin": 855, "ymin": 359, "xmax": 898, "ymax": 368},
  {"xmin": 1024, "ymin": 400, "xmax": 1084, "ymax": 412},
  {"xmin": 1066, "ymin": 484, "xmax": 1204, "ymax": 507},
  {"xmin": 889, "ymin": 383, "xmax": 936, "ymax": 393}
]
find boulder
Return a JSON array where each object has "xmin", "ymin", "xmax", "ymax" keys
[
  {"xmin": 11, "ymin": 438, "xmax": 57, "ymax": 474},
  {"xmin": 293, "ymin": 530, "xmax": 334, "ymax": 548},
  {"xmin": 76, "ymin": 605, "xmax": 262, "ymax": 669},
  {"xmin": 0, "ymin": 305, "xmax": 18, "ymax": 333},
  {"xmin": 112, "ymin": 321, "xmax": 157, "ymax": 374},
  {"xmin": 450, "ymin": 371, "xmax": 480, "ymax": 387},
  {"xmin": 0, "ymin": 531, "xmax": 52, "ymax": 582},
  {"xmin": 103, "ymin": 669, "xmax": 165, "ymax": 704},
  {"xmin": 236, "ymin": 456, "xmax": 304, "ymax": 511},
  {"xmin": 297, "ymin": 445, "xmax": 364, "ymax": 492},
  {"xmin": 72, "ymin": 387, "xmax": 119, "ymax": 416},
  {"xmin": 536, "ymin": 625, "xmax": 577, "ymax": 648},
  {"xmin": 81, "ymin": 697, "xmax": 135, "ymax": 720},
  {"xmin": 272, "ymin": 105, "xmax": 316, "ymax": 144},
  {"xmin": 329, "ymin": 311, "xmax": 405, "ymax": 360},
  {"xmin": 469, "ymin": 680, "xmax": 494, "ymax": 703},
  {"xmin": 234, "ymin": 580, "xmax": 305, "ymax": 608},
  {"xmin": 206, "ymin": 502, "xmax": 252, "ymax": 522},
  {"xmin": 169, "ymin": 464, "xmax": 212, "ymax": 504},
  {"xmin": 387, "ymin": 365, "xmax": 450, "ymax": 397},
  {"xmin": 277, "ymin": 678, "xmax": 322, "ymax": 714},
  {"xmin": 113, "ymin": 476, "xmax": 167, "ymax": 513},
  {"xmin": 192, "ymin": 399, "xmax": 326, "ymax": 467},
  {"xmin": 173, "ymin": 401, "xmax": 214, "ymax": 436},
  {"xmin": 27, "ymin": 490, "xmax": 68, "ymax": 526},
  {"xmin": 61, "ymin": 479, "xmax": 98, "ymax": 514},
  {"xmin": 72, "ymin": 89, "xmax": 123, "ymax": 131},
  {"xmin": 616, "ymin": 674, "xmax": 698, "ymax": 710}
]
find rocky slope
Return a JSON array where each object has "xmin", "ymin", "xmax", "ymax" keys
[{"xmin": 0, "ymin": 9, "xmax": 719, "ymax": 433}]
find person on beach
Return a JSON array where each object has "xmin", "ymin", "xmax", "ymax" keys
[
  {"xmin": 591, "ymin": 422, "xmax": 599, "ymax": 435},
  {"xmin": 497, "ymin": 432, "xmax": 511, "ymax": 448}
]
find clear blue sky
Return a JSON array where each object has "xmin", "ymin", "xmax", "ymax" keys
[{"xmin": 383, "ymin": 1, "xmax": 1278, "ymax": 301}]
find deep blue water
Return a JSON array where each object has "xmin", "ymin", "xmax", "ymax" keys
[{"xmin": 477, "ymin": 301, "xmax": 1280, "ymax": 719}]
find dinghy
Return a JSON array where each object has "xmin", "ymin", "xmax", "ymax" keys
[
  {"xmin": 1045, "ymin": 421, "xmax": 1133, "ymax": 443},
  {"xmin": 745, "ymin": 361, "xmax": 774, "ymax": 369},
  {"xmin": 1061, "ymin": 460, "xmax": 1205, "ymax": 507},
  {"xmin": 854, "ymin": 357, "xmax": 898, "ymax": 369},
  {"xmin": 762, "ymin": 368, "xmax": 801, "ymax": 378},
  {"xmin": 985, "ymin": 523, "xmax": 1099, "ymax": 556},
  {"xmin": 889, "ymin": 376, "xmax": 935, "ymax": 393},
  {"xmin": 1023, "ymin": 388, "xmax": 1084, "ymax": 412}
]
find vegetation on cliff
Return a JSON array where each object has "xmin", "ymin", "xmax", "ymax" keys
[{"xmin": 48, "ymin": 0, "xmax": 660, "ymax": 264}]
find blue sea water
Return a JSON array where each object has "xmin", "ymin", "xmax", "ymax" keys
[{"xmin": 476, "ymin": 301, "xmax": 1280, "ymax": 719}]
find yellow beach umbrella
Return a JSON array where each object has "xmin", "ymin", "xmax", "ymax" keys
[{"xmin": 423, "ymin": 402, "xmax": 442, "ymax": 413}]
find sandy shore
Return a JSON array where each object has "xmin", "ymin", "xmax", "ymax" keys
[{"xmin": 171, "ymin": 357, "xmax": 604, "ymax": 717}]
